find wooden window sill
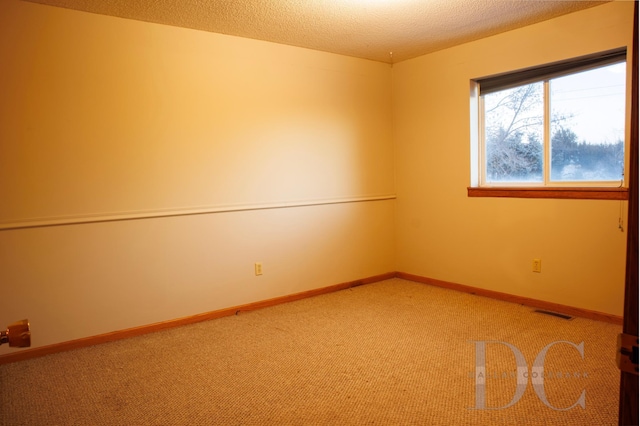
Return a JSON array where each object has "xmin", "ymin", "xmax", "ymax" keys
[{"xmin": 468, "ymin": 187, "xmax": 629, "ymax": 200}]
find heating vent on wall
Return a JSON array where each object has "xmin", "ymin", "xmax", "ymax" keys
[{"xmin": 533, "ymin": 309, "xmax": 574, "ymax": 320}]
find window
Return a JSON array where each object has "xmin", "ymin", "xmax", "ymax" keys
[{"xmin": 470, "ymin": 48, "xmax": 629, "ymax": 200}]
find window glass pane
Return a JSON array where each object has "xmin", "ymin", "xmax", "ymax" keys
[
  {"xmin": 484, "ymin": 83, "xmax": 544, "ymax": 183},
  {"xmin": 550, "ymin": 63, "xmax": 626, "ymax": 181}
]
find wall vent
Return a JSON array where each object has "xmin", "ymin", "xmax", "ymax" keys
[{"xmin": 533, "ymin": 309, "xmax": 574, "ymax": 320}]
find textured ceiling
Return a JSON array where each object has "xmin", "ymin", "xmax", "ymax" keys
[{"xmin": 23, "ymin": 0, "xmax": 608, "ymax": 63}]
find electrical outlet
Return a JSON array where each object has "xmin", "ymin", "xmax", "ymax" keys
[
  {"xmin": 255, "ymin": 262, "xmax": 263, "ymax": 276},
  {"xmin": 532, "ymin": 259, "xmax": 542, "ymax": 273}
]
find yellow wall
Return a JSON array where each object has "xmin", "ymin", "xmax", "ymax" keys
[
  {"xmin": 0, "ymin": 0, "xmax": 634, "ymax": 353},
  {"xmin": 0, "ymin": 0, "xmax": 395, "ymax": 350},
  {"xmin": 393, "ymin": 1, "xmax": 633, "ymax": 316},
  {"xmin": 0, "ymin": 1, "xmax": 394, "ymax": 222}
]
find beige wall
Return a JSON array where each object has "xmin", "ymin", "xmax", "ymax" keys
[
  {"xmin": 0, "ymin": 1, "xmax": 394, "ymax": 222},
  {"xmin": 393, "ymin": 1, "xmax": 633, "ymax": 317},
  {"xmin": 0, "ymin": 0, "xmax": 634, "ymax": 353},
  {"xmin": 0, "ymin": 0, "xmax": 395, "ymax": 351}
]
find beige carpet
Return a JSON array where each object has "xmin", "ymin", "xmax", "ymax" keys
[{"xmin": 0, "ymin": 278, "xmax": 622, "ymax": 425}]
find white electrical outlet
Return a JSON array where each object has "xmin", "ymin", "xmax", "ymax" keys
[
  {"xmin": 532, "ymin": 259, "xmax": 542, "ymax": 273},
  {"xmin": 255, "ymin": 262, "xmax": 263, "ymax": 276}
]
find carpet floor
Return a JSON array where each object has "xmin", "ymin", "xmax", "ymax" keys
[{"xmin": 0, "ymin": 278, "xmax": 622, "ymax": 425}]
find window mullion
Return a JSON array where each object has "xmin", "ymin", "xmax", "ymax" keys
[
  {"xmin": 478, "ymin": 95, "xmax": 486, "ymax": 186},
  {"xmin": 544, "ymin": 80, "xmax": 550, "ymax": 185}
]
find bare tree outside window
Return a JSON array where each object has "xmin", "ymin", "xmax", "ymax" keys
[
  {"xmin": 482, "ymin": 62, "xmax": 626, "ymax": 184},
  {"xmin": 484, "ymin": 83, "xmax": 544, "ymax": 182}
]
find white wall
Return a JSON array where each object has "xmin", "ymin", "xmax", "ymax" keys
[
  {"xmin": 0, "ymin": 0, "xmax": 395, "ymax": 351},
  {"xmin": 393, "ymin": 1, "xmax": 634, "ymax": 316}
]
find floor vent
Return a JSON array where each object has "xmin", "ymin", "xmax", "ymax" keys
[{"xmin": 533, "ymin": 309, "xmax": 574, "ymax": 320}]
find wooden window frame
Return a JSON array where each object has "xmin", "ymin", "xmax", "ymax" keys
[
  {"xmin": 467, "ymin": 186, "xmax": 629, "ymax": 200},
  {"xmin": 470, "ymin": 48, "xmax": 629, "ymax": 199}
]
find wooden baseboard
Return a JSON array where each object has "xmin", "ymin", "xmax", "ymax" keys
[
  {"xmin": 0, "ymin": 272, "xmax": 395, "ymax": 365},
  {"xmin": 396, "ymin": 272, "xmax": 623, "ymax": 325},
  {"xmin": 0, "ymin": 270, "xmax": 621, "ymax": 365}
]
